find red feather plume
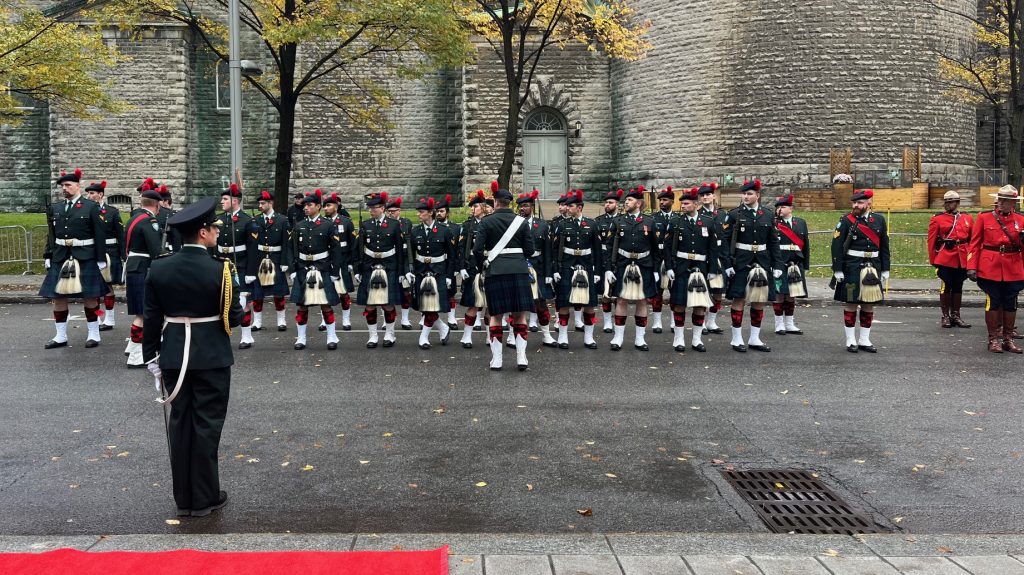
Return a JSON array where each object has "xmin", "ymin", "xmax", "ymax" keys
[
  {"xmin": 100, "ymin": 180, "xmax": 107, "ymax": 189},
  {"xmin": 711, "ymin": 183, "xmax": 719, "ymax": 191},
  {"xmin": 531, "ymin": 189, "xmax": 539, "ymax": 200},
  {"xmin": 575, "ymin": 190, "xmax": 583, "ymax": 202},
  {"xmin": 74, "ymin": 168, "xmax": 82, "ymax": 178},
  {"xmin": 445, "ymin": 194, "xmax": 452, "ymax": 204},
  {"xmin": 314, "ymin": 188, "xmax": 323, "ymax": 198},
  {"xmin": 638, "ymin": 185, "xmax": 646, "ymax": 192},
  {"xmin": 427, "ymin": 198, "xmax": 435, "ymax": 209},
  {"xmin": 395, "ymin": 197, "xmax": 402, "ymax": 207},
  {"xmin": 753, "ymin": 179, "xmax": 762, "ymax": 191},
  {"xmin": 159, "ymin": 185, "xmax": 168, "ymax": 193},
  {"xmin": 141, "ymin": 183, "xmax": 152, "ymax": 192},
  {"xmin": 380, "ymin": 191, "xmax": 388, "ymax": 203},
  {"xmin": 666, "ymin": 186, "xmax": 673, "ymax": 193},
  {"xmin": 864, "ymin": 189, "xmax": 874, "ymax": 199},
  {"xmin": 229, "ymin": 183, "xmax": 239, "ymax": 195},
  {"xmin": 490, "ymin": 180, "xmax": 499, "ymax": 194}
]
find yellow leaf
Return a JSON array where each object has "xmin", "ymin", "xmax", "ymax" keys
[
  {"xmin": 382, "ymin": 432, "xmax": 393, "ymax": 437},
  {"xmin": 823, "ymin": 549, "xmax": 841, "ymax": 557},
  {"xmin": 116, "ymin": 451, "xmax": 130, "ymax": 458},
  {"xmin": 165, "ymin": 519, "xmax": 181, "ymax": 525},
  {"xmin": 474, "ymin": 481, "xmax": 487, "ymax": 487},
  {"xmin": 301, "ymin": 464, "xmax": 314, "ymax": 471},
  {"xmin": 359, "ymin": 460, "xmax": 370, "ymax": 465},
  {"xmin": 605, "ymin": 473, "xmax": 617, "ymax": 478}
]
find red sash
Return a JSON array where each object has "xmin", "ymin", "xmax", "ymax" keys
[
  {"xmin": 776, "ymin": 222, "xmax": 805, "ymax": 250},
  {"xmin": 124, "ymin": 213, "xmax": 150, "ymax": 253},
  {"xmin": 846, "ymin": 214, "xmax": 881, "ymax": 248}
]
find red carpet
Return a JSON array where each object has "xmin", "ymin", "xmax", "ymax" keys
[{"xmin": 0, "ymin": 546, "xmax": 450, "ymax": 575}]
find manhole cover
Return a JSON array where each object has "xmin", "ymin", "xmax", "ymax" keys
[{"xmin": 722, "ymin": 469, "xmax": 886, "ymax": 535}]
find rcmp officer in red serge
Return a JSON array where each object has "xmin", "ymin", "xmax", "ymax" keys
[
  {"xmin": 831, "ymin": 189, "xmax": 890, "ymax": 353},
  {"xmin": 457, "ymin": 190, "xmax": 488, "ymax": 347},
  {"xmin": 143, "ymin": 197, "xmax": 243, "ymax": 518},
  {"xmin": 40, "ymin": 168, "xmax": 108, "ymax": 349},
  {"xmin": 551, "ymin": 189, "xmax": 604, "ymax": 350},
  {"xmin": 321, "ymin": 192, "xmax": 356, "ymax": 331},
  {"xmin": 928, "ymin": 190, "xmax": 973, "ymax": 329},
  {"xmin": 356, "ymin": 191, "xmax": 411, "ymax": 348},
  {"xmin": 473, "ymin": 181, "xmax": 536, "ymax": 371},
  {"xmin": 386, "ymin": 196, "xmax": 416, "ymax": 330},
  {"xmin": 650, "ymin": 186, "xmax": 678, "ymax": 334},
  {"xmin": 409, "ymin": 197, "xmax": 457, "ymax": 349},
  {"xmin": 698, "ymin": 183, "xmax": 728, "ymax": 334},
  {"xmin": 84, "ymin": 180, "xmax": 124, "ymax": 332},
  {"xmin": 247, "ymin": 189, "xmax": 292, "ymax": 333},
  {"xmin": 724, "ymin": 179, "xmax": 782, "ymax": 352},
  {"xmin": 595, "ymin": 188, "xmax": 623, "ymax": 333},
  {"xmin": 665, "ymin": 187, "xmax": 720, "ymax": 352},
  {"xmin": 217, "ymin": 183, "xmax": 257, "ymax": 349},
  {"xmin": 967, "ymin": 185, "xmax": 1024, "ymax": 353},
  {"xmin": 123, "ymin": 183, "xmax": 164, "ymax": 367},
  {"xmin": 605, "ymin": 186, "xmax": 659, "ymax": 351},
  {"xmin": 514, "ymin": 189, "xmax": 558, "ymax": 347},
  {"xmin": 772, "ymin": 193, "xmax": 810, "ymax": 335},
  {"xmin": 289, "ymin": 190, "xmax": 344, "ymax": 350}
]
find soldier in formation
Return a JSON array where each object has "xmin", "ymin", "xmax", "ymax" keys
[
  {"xmin": 772, "ymin": 193, "xmax": 809, "ymax": 335},
  {"xmin": 248, "ymin": 190, "xmax": 292, "ymax": 333},
  {"xmin": 605, "ymin": 188, "xmax": 659, "ymax": 351},
  {"xmin": 356, "ymin": 192, "xmax": 410, "ymax": 348},
  {"xmin": 217, "ymin": 184, "xmax": 256, "ymax": 349},
  {"xmin": 665, "ymin": 188, "xmax": 720, "ymax": 352},
  {"xmin": 409, "ymin": 197, "xmax": 457, "ymax": 349},
  {"xmin": 123, "ymin": 182, "xmax": 164, "ymax": 367},
  {"xmin": 928, "ymin": 190, "xmax": 973, "ymax": 328},
  {"xmin": 550, "ymin": 190, "xmax": 604, "ymax": 350},
  {"xmin": 84, "ymin": 180, "xmax": 123, "ymax": 332},
  {"xmin": 289, "ymin": 191, "xmax": 344, "ymax": 350}
]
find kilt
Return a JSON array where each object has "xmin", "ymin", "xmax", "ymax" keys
[
  {"xmin": 669, "ymin": 267, "xmax": 711, "ymax": 308},
  {"xmin": 612, "ymin": 261, "xmax": 657, "ymax": 300},
  {"xmin": 412, "ymin": 273, "xmax": 451, "ymax": 313},
  {"xmin": 832, "ymin": 258, "xmax": 882, "ymax": 304},
  {"xmin": 125, "ymin": 271, "xmax": 147, "ymax": 315},
  {"xmin": 554, "ymin": 269, "xmax": 600, "ymax": 309},
  {"xmin": 726, "ymin": 264, "xmax": 778, "ymax": 301},
  {"xmin": 290, "ymin": 270, "xmax": 341, "ymax": 306},
  {"xmin": 354, "ymin": 267, "xmax": 402, "ymax": 306},
  {"xmin": 459, "ymin": 272, "xmax": 483, "ymax": 308},
  {"xmin": 39, "ymin": 257, "xmax": 106, "ymax": 299},
  {"xmin": 775, "ymin": 269, "xmax": 808, "ymax": 298},
  {"xmin": 106, "ymin": 256, "xmax": 124, "ymax": 286},
  {"xmin": 484, "ymin": 273, "xmax": 534, "ymax": 315},
  {"xmin": 251, "ymin": 267, "xmax": 290, "ymax": 299}
]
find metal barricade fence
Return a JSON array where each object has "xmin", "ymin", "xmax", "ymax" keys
[
  {"xmin": 0, "ymin": 226, "xmax": 31, "ymax": 274},
  {"xmin": 28, "ymin": 225, "xmax": 49, "ymax": 271},
  {"xmin": 807, "ymin": 231, "xmax": 929, "ymax": 269}
]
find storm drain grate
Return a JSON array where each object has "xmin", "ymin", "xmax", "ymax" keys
[{"xmin": 722, "ymin": 469, "xmax": 886, "ymax": 535}]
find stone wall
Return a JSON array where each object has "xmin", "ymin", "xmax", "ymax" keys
[{"xmin": 0, "ymin": 104, "xmax": 50, "ymax": 211}]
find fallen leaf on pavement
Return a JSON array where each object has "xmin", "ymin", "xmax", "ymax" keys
[
  {"xmin": 822, "ymin": 549, "xmax": 841, "ymax": 557},
  {"xmin": 526, "ymin": 484, "xmax": 534, "ymax": 491},
  {"xmin": 605, "ymin": 473, "xmax": 617, "ymax": 478},
  {"xmin": 893, "ymin": 516, "xmax": 903, "ymax": 523},
  {"xmin": 165, "ymin": 519, "xmax": 180, "ymax": 525},
  {"xmin": 576, "ymin": 508, "xmax": 593, "ymax": 516},
  {"xmin": 301, "ymin": 465, "xmax": 314, "ymax": 471},
  {"xmin": 937, "ymin": 546, "xmax": 953, "ymax": 554}
]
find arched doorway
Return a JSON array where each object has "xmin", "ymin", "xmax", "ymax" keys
[{"xmin": 522, "ymin": 109, "xmax": 568, "ymax": 200}]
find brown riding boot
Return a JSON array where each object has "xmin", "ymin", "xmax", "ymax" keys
[
  {"xmin": 939, "ymin": 292, "xmax": 952, "ymax": 328},
  {"xmin": 986, "ymin": 310, "xmax": 1003, "ymax": 353},
  {"xmin": 950, "ymin": 293, "xmax": 970, "ymax": 328},
  {"xmin": 1003, "ymin": 311, "xmax": 1023, "ymax": 353}
]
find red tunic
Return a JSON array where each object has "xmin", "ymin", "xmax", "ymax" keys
[
  {"xmin": 967, "ymin": 210, "xmax": 1024, "ymax": 282},
  {"xmin": 927, "ymin": 211, "xmax": 972, "ymax": 268}
]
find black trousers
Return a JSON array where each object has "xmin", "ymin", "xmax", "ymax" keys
[{"xmin": 163, "ymin": 367, "xmax": 231, "ymax": 510}]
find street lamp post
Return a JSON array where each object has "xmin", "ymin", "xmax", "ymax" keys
[{"xmin": 228, "ymin": 0, "xmax": 243, "ymax": 186}]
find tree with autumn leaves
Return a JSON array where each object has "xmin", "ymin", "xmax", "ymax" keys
[
  {"xmin": 934, "ymin": 0, "xmax": 1024, "ymax": 185},
  {"xmin": 1, "ymin": 1, "xmax": 125, "ymax": 124},
  {"xmin": 455, "ymin": 0, "xmax": 650, "ymax": 190}
]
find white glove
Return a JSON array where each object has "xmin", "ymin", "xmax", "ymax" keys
[
  {"xmin": 708, "ymin": 273, "xmax": 718, "ymax": 281},
  {"xmin": 281, "ymin": 266, "xmax": 288, "ymax": 272},
  {"xmin": 666, "ymin": 269, "xmax": 676, "ymax": 281},
  {"xmin": 459, "ymin": 269, "xmax": 470, "ymax": 280},
  {"xmin": 594, "ymin": 274, "xmax": 601, "ymax": 284},
  {"xmin": 44, "ymin": 258, "xmax": 51, "ymax": 270},
  {"xmin": 654, "ymin": 272, "xmax": 661, "ymax": 284},
  {"xmin": 354, "ymin": 274, "xmax": 362, "ymax": 284},
  {"xmin": 545, "ymin": 276, "xmax": 553, "ymax": 285},
  {"xmin": 97, "ymin": 261, "xmax": 107, "ymax": 271},
  {"xmin": 605, "ymin": 270, "xmax": 617, "ymax": 284},
  {"xmin": 446, "ymin": 278, "xmax": 452, "ymax": 288},
  {"xmin": 773, "ymin": 269, "xmax": 783, "ymax": 279},
  {"xmin": 833, "ymin": 271, "xmax": 845, "ymax": 282},
  {"xmin": 289, "ymin": 272, "xmax": 296, "ymax": 282},
  {"xmin": 239, "ymin": 293, "xmax": 247, "ymax": 308},
  {"xmin": 147, "ymin": 362, "xmax": 162, "ymax": 393},
  {"xmin": 347, "ymin": 265, "xmax": 354, "ymax": 274},
  {"xmin": 724, "ymin": 267, "xmax": 735, "ymax": 278},
  {"xmin": 244, "ymin": 275, "xmax": 257, "ymax": 284},
  {"xmin": 881, "ymin": 271, "xmax": 890, "ymax": 282},
  {"xmin": 553, "ymin": 272, "xmax": 562, "ymax": 283},
  {"xmin": 330, "ymin": 276, "xmax": 340, "ymax": 282},
  {"xmin": 404, "ymin": 272, "xmax": 416, "ymax": 285}
]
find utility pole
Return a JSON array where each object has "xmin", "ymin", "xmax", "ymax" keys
[{"xmin": 228, "ymin": 0, "xmax": 243, "ymax": 186}]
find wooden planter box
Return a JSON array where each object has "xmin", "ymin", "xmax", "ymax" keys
[{"xmin": 833, "ymin": 184, "xmax": 853, "ymax": 209}]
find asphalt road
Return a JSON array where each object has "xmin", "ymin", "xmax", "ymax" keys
[{"xmin": 1, "ymin": 303, "xmax": 1022, "ymax": 536}]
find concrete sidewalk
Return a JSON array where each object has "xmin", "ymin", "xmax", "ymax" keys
[
  {"xmin": 2, "ymin": 532, "xmax": 1023, "ymax": 574},
  {"xmin": 0, "ymin": 274, "xmax": 984, "ymax": 307}
]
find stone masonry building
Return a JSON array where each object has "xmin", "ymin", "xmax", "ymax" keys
[{"xmin": 0, "ymin": 0, "xmax": 982, "ymax": 210}]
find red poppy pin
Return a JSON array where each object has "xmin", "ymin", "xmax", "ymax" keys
[
  {"xmin": 232, "ymin": 215, "xmax": 239, "ymax": 223},
  {"xmin": 268, "ymin": 218, "xmax": 274, "ymax": 225},
  {"xmin": 432, "ymin": 227, "xmax": 437, "ymax": 234},
  {"xmin": 697, "ymin": 220, "xmax": 703, "ymax": 226},
  {"xmin": 582, "ymin": 221, "xmax": 589, "ymax": 227},
  {"xmin": 75, "ymin": 202, "xmax": 82, "ymax": 209},
  {"xmin": 757, "ymin": 210, "xmax": 763, "ymax": 216},
  {"xmin": 100, "ymin": 208, "xmax": 106, "ymax": 215},
  {"xmin": 636, "ymin": 217, "xmax": 643, "ymax": 223},
  {"xmin": 382, "ymin": 222, "xmax": 388, "ymax": 228},
  {"xmin": 533, "ymin": 223, "xmax": 539, "ymax": 229},
  {"xmin": 869, "ymin": 217, "xmax": 875, "ymax": 223}
]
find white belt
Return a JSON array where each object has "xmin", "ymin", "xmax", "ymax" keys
[
  {"xmin": 564, "ymin": 247, "xmax": 593, "ymax": 257},
  {"xmin": 157, "ymin": 315, "xmax": 221, "ymax": 405},
  {"xmin": 58, "ymin": 238, "xmax": 94, "ymax": 247},
  {"xmin": 105, "ymin": 238, "xmax": 119, "ymax": 245},
  {"xmin": 416, "ymin": 254, "xmax": 447, "ymax": 263},
  {"xmin": 485, "ymin": 248, "xmax": 524, "ymax": 256},
  {"xmin": 299, "ymin": 251, "xmax": 329, "ymax": 261},
  {"xmin": 258, "ymin": 245, "xmax": 282, "ymax": 253},
  {"xmin": 127, "ymin": 251, "xmax": 151, "ymax": 259},
  {"xmin": 657, "ymin": 243, "xmax": 665, "ymax": 250},
  {"xmin": 780, "ymin": 244, "xmax": 802, "ymax": 251},
  {"xmin": 675, "ymin": 251, "xmax": 707, "ymax": 262},
  {"xmin": 618, "ymin": 249, "xmax": 650, "ymax": 259},
  {"xmin": 364, "ymin": 248, "xmax": 397, "ymax": 259},
  {"xmin": 338, "ymin": 241, "xmax": 348, "ymax": 248},
  {"xmin": 736, "ymin": 243, "xmax": 764, "ymax": 252},
  {"xmin": 847, "ymin": 249, "xmax": 878, "ymax": 258},
  {"xmin": 218, "ymin": 245, "xmax": 246, "ymax": 254}
]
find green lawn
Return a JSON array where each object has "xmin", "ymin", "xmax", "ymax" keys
[{"xmin": 0, "ymin": 208, "xmax": 954, "ymax": 279}]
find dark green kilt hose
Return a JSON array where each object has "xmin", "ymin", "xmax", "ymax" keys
[
  {"xmin": 669, "ymin": 264, "xmax": 711, "ymax": 308},
  {"xmin": 485, "ymin": 273, "xmax": 534, "ymax": 315},
  {"xmin": 290, "ymin": 265, "xmax": 341, "ymax": 306},
  {"xmin": 833, "ymin": 257, "xmax": 884, "ymax": 304},
  {"xmin": 412, "ymin": 273, "xmax": 451, "ymax": 313},
  {"xmin": 611, "ymin": 261, "xmax": 657, "ymax": 300},
  {"xmin": 726, "ymin": 264, "xmax": 778, "ymax": 301},
  {"xmin": 459, "ymin": 272, "xmax": 483, "ymax": 308},
  {"xmin": 125, "ymin": 271, "xmax": 147, "ymax": 315},
  {"xmin": 354, "ymin": 265, "xmax": 401, "ymax": 306},
  {"xmin": 39, "ymin": 257, "xmax": 106, "ymax": 299},
  {"xmin": 250, "ymin": 267, "xmax": 290, "ymax": 299},
  {"xmin": 554, "ymin": 270, "xmax": 600, "ymax": 309}
]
